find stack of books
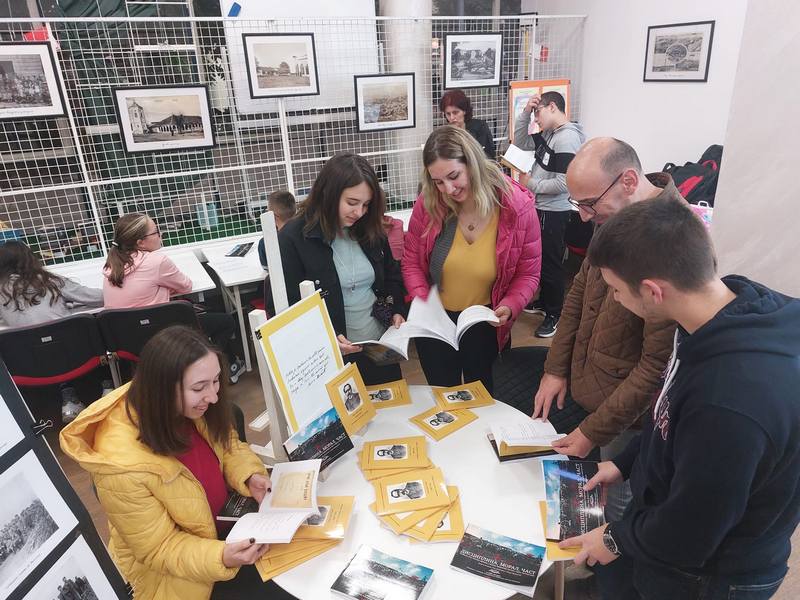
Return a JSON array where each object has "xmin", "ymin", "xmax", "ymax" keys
[
  {"xmin": 357, "ymin": 435, "xmax": 465, "ymax": 543},
  {"xmin": 255, "ymin": 495, "xmax": 356, "ymax": 581},
  {"xmin": 331, "ymin": 545, "xmax": 434, "ymax": 600},
  {"xmin": 409, "ymin": 380, "xmax": 494, "ymax": 441}
]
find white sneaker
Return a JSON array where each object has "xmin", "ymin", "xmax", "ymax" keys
[{"xmin": 229, "ymin": 358, "xmax": 246, "ymax": 384}]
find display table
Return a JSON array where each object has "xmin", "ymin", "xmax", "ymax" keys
[
  {"xmin": 201, "ymin": 235, "xmax": 268, "ymax": 372},
  {"xmin": 48, "ymin": 248, "xmax": 216, "ymax": 297},
  {"xmin": 274, "ymin": 385, "xmax": 557, "ymax": 599}
]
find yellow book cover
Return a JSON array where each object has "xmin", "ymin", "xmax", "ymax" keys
[
  {"xmin": 372, "ymin": 467, "xmax": 450, "ymax": 516},
  {"xmin": 499, "ymin": 441, "xmax": 552, "ymax": 456},
  {"xmin": 293, "ymin": 496, "xmax": 354, "ymax": 541},
  {"xmin": 405, "ymin": 486, "xmax": 460, "ymax": 542},
  {"xmin": 361, "ymin": 436, "xmax": 430, "ymax": 471},
  {"xmin": 409, "ymin": 406, "xmax": 478, "ymax": 441},
  {"xmin": 256, "ymin": 540, "xmax": 339, "ymax": 581},
  {"xmin": 538, "ymin": 501, "xmax": 579, "ymax": 561},
  {"xmin": 358, "ymin": 448, "xmax": 424, "ymax": 480},
  {"xmin": 370, "ymin": 501, "xmax": 441, "ymax": 535},
  {"xmin": 325, "ymin": 363, "xmax": 376, "ymax": 435},
  {"xmin": 366, "ymin": 379, "xmax": 412, "ymax": 409},
  {"xmin": 433, "ymin": 380, "xmax": 495, "ymax": 410},
  {"xmin": 262, "ymin": 538, "xmax": 334, "ymax": 560},
  {"xmin": 426, "ymin": 489, "xmax": 465, "ymax": 543}
]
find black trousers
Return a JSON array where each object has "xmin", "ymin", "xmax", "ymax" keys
[
  {"xmin": 415, "ymin": 309, "xmax": 499, "ymax": 395},
  {"xmin": 198, "ymin": 312, "xmax": 238, "ymax": 362},
  {"xmin": 537, "ymin": 209, "xmax": 571, "ymax": 319},
  {"xmin": 346, "ymin": 353, "xmax": 402, "ymax": 386},
  {"xmin": 210, "ymin": 565, "xmax": 298, "ymax": 599}
]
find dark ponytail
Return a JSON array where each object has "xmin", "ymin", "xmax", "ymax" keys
[
  {"xmin": 0, "ymin": 241, "xmax": 65, "ymax": 309},
  {"xmin": 104, "ymin": 213, "xmax": 151, "ymax": 287}
]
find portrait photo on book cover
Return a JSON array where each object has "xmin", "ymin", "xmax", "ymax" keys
[
  {"xmin": 339, "ymin": 379, "xmax": 363, "ymax": 414},
  {"xmin": 373, "ymin": 444, "xmax": 408, "ymax": 461},
  {"xmin": 368, "ymin": 388, "xmax": 393, "ymax": 403},
  {"xmin": 446, "ymin": 390, "xmax": 474, "ymax": 403},
  {"xmin": 387, "ymin": 480, "xmax": 425, "ymax": 503},
  {"xmin": 305, "ymin": 505, "xmax": 329, "ymax": 527},
  {"xmin": 429, "ymin": 411, "xmax": 456, "ymax": 428}
]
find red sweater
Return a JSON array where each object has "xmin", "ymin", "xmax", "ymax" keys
[{"xmin": 177, "ymin": 424, "xmax": 230, "ymax": 536}]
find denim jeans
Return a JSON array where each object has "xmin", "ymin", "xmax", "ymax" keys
[{"xmin": 594, "ymin": 554, "xmax": 788, "ymax": 600}]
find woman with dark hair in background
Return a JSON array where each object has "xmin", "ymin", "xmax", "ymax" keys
[
  {"xmin": 439, "ymin": 89, "xmax": 496, "ymax": 159},
  {"xmin": 402, "ymin": 126, "xmax": 541, "ymax": 394},
  {"xmin": 0, "ymin": 240, "xmax": 103, "ymax": 327},
  {"xmin": 102, "ymin": 213, "xmax": 246, "ymax": 383},
  {"xmin": 277, "ymin": 153, "xmax": 407, "ymax": 385},
  {"xmin": 60, "ymin": 325, "xmax": 295, "ymax": 600}
]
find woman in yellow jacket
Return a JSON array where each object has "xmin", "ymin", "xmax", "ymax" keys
[{"xmin": 60, "ymin": 325, "xmax": 289, "ymax": 599}]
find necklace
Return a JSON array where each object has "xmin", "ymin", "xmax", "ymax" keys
[{"xmin": 332, "ymin": 236, "xmax": 357, "ymax": 293}]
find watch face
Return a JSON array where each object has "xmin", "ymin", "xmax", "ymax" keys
[{"xmin": 603, "ymin": 530, "xmax": 620, "ymax": 555}]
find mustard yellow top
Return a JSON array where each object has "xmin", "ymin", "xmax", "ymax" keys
[{"xmin": 440, "ymin": 210, "xmax": 499, "ymax": 311}]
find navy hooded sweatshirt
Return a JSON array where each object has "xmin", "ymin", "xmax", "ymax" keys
[{"xmin": 612, "ymin": 275, "xmax": 800, "ymax": 575}]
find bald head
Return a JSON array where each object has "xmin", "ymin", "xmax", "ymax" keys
[
  {"xmin": 566, "ymin": 137, "xmax": 648, "ymax": 223},
  {"xmin": 569, "ymin": 137, "xmax": 642, "ymax": 184}
]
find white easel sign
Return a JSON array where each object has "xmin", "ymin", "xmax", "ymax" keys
[{"xmin": 256, "ymin": 291, "xmax": 344, "ymax": 432}]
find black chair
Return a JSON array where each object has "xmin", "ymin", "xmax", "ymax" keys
[
  {"xmin": 97, "ymin": 300, "xmax": 200, "ymax": 363},
  {"xmin": 0, "ymin": 313, "xmax": 108, "ymax": 388}
]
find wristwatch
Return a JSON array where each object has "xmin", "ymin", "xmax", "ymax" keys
[{"xmin": 603, "ymin": 524, "xmax": 622, "ymax": 556}]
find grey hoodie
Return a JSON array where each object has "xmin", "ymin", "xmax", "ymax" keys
[{"xmin": 513, "ymin": 112, "xmax": 586, "ymax": 211}]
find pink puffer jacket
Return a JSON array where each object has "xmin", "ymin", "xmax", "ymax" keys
[{"xmin": 402, "ymin": 176, "xmax": 542, "ymax": 348}]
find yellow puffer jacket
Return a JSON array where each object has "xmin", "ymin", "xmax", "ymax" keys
[{"xmin": 59, "ymin": 384, "xmax": 267, "ymax": 600}]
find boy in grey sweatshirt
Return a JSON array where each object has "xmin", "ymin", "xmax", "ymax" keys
[{"xmin": 514, "ymin": 91, "xmax": 585, "ymax": 337}]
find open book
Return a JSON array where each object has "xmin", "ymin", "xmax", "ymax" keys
[
  {"xmin": 225, "ymin": 459, "xmax": 321, "ymax": 544},
  {"xmin": 354, "ymin": 286, "xmax": 498, "ymax": 365},
  {"xmin": 500, "ymin": 143, "xmax": 536, "ymax": 173},
  {"xmin": 489, "ymin": 419, "xmax": 565, "ymax": 458}
]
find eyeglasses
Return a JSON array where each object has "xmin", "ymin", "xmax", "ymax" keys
[
  {"xmin": 567, "ymin": 172, "xmax": 624, "ymax": 216},
  {"xmin": 533, "ymin": 102, "xmax": 552, "ymax": 115},
  {"xmin": 142, "ymin": 226, "xmax": 161, "ymax": 238}
]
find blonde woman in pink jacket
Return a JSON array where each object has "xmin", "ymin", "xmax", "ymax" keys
[{"xmin": 402, "ymin": 126, "xmax": 542, "ymax": 393}]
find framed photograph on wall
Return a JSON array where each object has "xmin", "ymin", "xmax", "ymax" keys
[
  {"xmin": 0, "ymin": 42, "xmax": 66, "ymax": 121},
  {"xmin": 643, "ymin": 20, "xmax": 715, "ymax": 82},
  {"xmin": 354, "ymin": 73, "xmax": 416, "ymax": 133},
  {"xmin": 444, "ymin": 33, "xmax": 503, "ymax": 89},
  {"xmin": 112, "ymin": 85, "xmax": 215, "ymax": 154},
  {"xmin": 242, "ymin": 33, "xmax": 320, "ymax": 99}
]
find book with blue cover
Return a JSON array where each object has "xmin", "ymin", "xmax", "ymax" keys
[{"xmin": 331, "ymin": 545, "xmax": 434, "ymax": 600}]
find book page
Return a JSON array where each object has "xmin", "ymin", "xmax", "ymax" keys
[
  {"xmin": 491, "ymin": 420, "xmax": 565, "ymax": 447},
  {"xmin": 501, "ymin": 143, "xmax": 536, "ymax": 173},
  {"xmin": 455, "ymin": 304, "xmax": 499, "ymax": 343},
  {"xmin": 226, "ymin": 511, "xmax": 310, "ymax": 544},
  {"xmin": 262, "ymin": 460, "xmax": 321, "ymax": 511},
  {"xmin": 405, "ymin": 286, "xmax": 458, "ymax": 347},
  {"xmin": 353, "ymin": 324, "xmax": 412, "ymax": 361}
]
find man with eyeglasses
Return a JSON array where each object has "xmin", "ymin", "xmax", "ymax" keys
[
  {"xmin": 514, "ymin": 91, "xmax": 586, "ymax": 338},
  {"xmin": 530, "ymin": 137, "xmax": 678, "ymax": 523}
]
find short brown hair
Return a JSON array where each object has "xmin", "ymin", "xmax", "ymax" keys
[
  {"xmin": 126, "ymin": 325, "xmax": 233, "ymax": 455},
  {"xmin": 587, "ymin": 197, "xmax": 717, "ymax": 293},
  {"xmin": 439, "ymin": 89, "xmax": 473, "ymax": 121},
  {"xmin": 300, "ymin": 153, "xmax": 386, "ymax": 244},
  {"xmin": 268, "ymin": 190, "xmax": 297, "ymax": 222}
]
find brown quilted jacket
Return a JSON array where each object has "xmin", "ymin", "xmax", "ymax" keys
[{"xmin": 544, "ymin": 174, "xmax": 680, "ymax": 445}]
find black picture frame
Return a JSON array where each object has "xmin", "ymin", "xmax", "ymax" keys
[
  {"xmin": 353, "ymin": 72, "xmax": 416, "ymax": 133},
  {"xmin": 643, "ymin": 20, "xmax": 715, "ymax": 82},
  {"xmin": 443, "ymin": 32, "xmax": 504, "ymax": 90},
  {"xmin": 0, "ymin": 41, "xmax": 66, "ymax": 122},
  {"xmin": 112, "ymin": 84, "xmax": 216, "ymax": 154},
  {"xmin": 242, "ymin": 32, "xmax": 321, "ymax": 99}
]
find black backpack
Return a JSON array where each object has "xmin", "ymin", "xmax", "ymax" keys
[{"xmin": 663, "ymin": 145, "xmax": 722, "ymax": 207}]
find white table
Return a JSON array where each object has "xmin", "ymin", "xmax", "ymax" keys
[
  {"xmin": 48, "ymin": 248, "xmax": 216, "ymax": 297},
  {"xmin": 274, "ymin": 385, "xmax": 557, "ymax": 600},
  {"xmin": 201, "ymin": 235, "xmax": 268, "ymax": 372}
]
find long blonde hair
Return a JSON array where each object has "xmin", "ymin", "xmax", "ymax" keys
[{"xmin": 420, "ymin": 125, "xmax": 509, "ymax": 230}]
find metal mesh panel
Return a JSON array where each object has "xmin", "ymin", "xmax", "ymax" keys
[{"xmin": 0, "ymin": 15, "xmax": 585, "ymax": 264}]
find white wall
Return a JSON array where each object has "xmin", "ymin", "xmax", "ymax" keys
[
  {"xmin": 712, "ymin": 1, "xmax": 800, "ymax": 295},
  {"xmin": 522, "ymin": 0, "xmax": 747, "ymax": 171}
]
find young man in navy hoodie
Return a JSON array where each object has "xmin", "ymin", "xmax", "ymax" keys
[{"xmin": 560, "ymin": 197, "xmax": 800, "ymax": 599}]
